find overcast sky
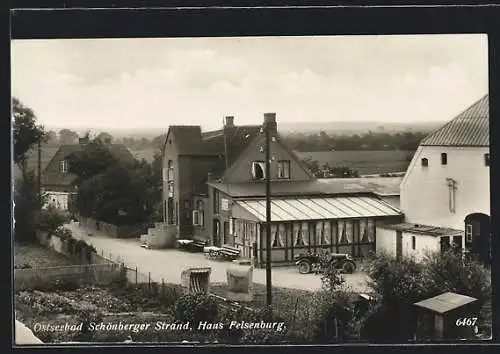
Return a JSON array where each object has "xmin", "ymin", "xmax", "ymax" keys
[{"xmin": 11, "ymin": 34, "xmax": 488, "ymax": 131}]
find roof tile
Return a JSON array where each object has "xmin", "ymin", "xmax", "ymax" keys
[{"xmin": 421, "ymin": 94, "xmax": 489, "ymax": 147}]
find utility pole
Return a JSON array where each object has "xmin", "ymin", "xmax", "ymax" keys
[{"xmin": 264, "ymin": 113, "xmax": 272, "ymax": 307}]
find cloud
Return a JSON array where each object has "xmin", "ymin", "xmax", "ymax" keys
[{"xmin": 10, "ymin": 35, "xmax": 488, "ymax": 131}]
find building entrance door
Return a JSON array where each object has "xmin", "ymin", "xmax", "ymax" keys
[
  {"xmin": 465, "ymin": 213, "xmax": 490, "ymax": 265},
  {"xmin": 213, "ymin": 219, "xmax": 221, "ymax": 247},
  {"xmin": 223, "ymin": 221, "xmax": 230, "ymax": 245}
]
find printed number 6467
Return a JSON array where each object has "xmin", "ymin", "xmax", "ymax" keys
[{"xmin": 455, "ymin": 317, "xmax": 478, "ymax": 326}]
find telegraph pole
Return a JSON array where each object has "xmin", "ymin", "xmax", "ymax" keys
[{"xmin": 264, "ymin": 113, "xmax": 272, "ymax": 307}]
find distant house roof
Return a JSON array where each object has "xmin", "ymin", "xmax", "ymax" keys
[
  {"xmin": 41, "ymin": 144, "xmax": 135, "ymax": 187},
  {"xmin": 378, "ymin": 222, "xmax": 463, "ymax": 237},
  {"xmin": 420, "ymin": 94, "xmax": 489, "ymax": 147},
  {"xmin": 12, "ymin": 145, "xmax": 60, "ymax": 180},
  {"xmin": 414, "ymin": 292, "xmax": 478, "ymax": 314},
  {"xmin": 322, "ymin": 176, "xmax": 403, "ymax": 196},
  {"xmin": 208, "ymin": 177, "xmax": 402, "ymax": 199}
]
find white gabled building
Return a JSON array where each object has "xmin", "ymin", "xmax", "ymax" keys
[{"xmin": 377, "ymin": 94, "xmax": 491, "ymax": 264}]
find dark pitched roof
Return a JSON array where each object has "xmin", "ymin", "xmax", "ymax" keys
[
  {"xmin": 420, "ymin": 94, "xmax": 489, "ymax": 147},
  {"xmin": 207, "ymin": 179, "xmax": 373, "ymax": 198},
  {"xmin": 41, "ymin": 144, "xmax": 135, "ymax": 187},
  {"xmin": 173, "ymin": 125, "xmax": 262, "ymax": 195},
  {"xmin": 168, "ymin": 126, "xmax": 206, "ymax": 155}
]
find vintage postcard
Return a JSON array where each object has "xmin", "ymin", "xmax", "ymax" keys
[{"xmin": 11, "ymin": 21, "xmax": 492, "ymax": 345}]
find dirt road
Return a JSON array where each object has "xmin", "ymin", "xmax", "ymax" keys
[{"xmin": 65, "ymin": 222, "xmax": 370, "ymax": 292}]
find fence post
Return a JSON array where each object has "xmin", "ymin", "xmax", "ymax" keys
[
  {"xmin": 162, "ymin": 278, "xmax": 165, "ymax": 297},
  {"xmin": 148, "ymin": 272, "xmax": 151, "ymax": 292},
  {"xmin": 135, "ymin": 266, "xmax": 138, "ymax": 284}
]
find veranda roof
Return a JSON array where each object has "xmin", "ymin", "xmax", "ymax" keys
[{"xmin": 235, "ymin": 196, "xmax": 402, "ymax": 222}]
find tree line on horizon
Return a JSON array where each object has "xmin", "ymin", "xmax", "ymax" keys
[{"xmin": 44, "ymin": 128, "xmax": 427, "ymax": 153}]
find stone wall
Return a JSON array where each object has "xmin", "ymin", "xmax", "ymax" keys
[{"xmin": 78, "ymin": 216, "xmax": 147, "ymax": 239}]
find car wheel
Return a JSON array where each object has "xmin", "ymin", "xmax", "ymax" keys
[
  {"xmin": 298, "ymin": 261, "xmax": 312, "ymax": 274},
  {"xmin": 342, "ymin": 261, "xmax": 356, "ymax": 274}
]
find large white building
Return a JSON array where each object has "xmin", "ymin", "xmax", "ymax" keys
[{"xmin": 377, "ymin": 94, "xmax": 490, "ymax": 264}]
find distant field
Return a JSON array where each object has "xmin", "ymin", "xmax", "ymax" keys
[
  {"xmin": 295, "ymin": 150, "xmax": 413, "ymax": 175},
  {"xmin": 12, "ymin": 147, "xmax": 412, "ymax": 177},
  {"xmin": 130, "ymin": 148, "xmax": 414, "ymax": 175}
]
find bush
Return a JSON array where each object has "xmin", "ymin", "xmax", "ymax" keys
[
  {"xmin": 319, "ymin": 255, "xmax": 346, "ymax": 291},
  {"xmin": 37, "ymin": 205, "xmax": 70, "ymax": 235},
  {"xmin": 290, "ymin": 288, "xmax": 359, "ymax": 342},
  {"xmin": 174, "ymin": 294, "xmax": 218, "ymax": 326},
  {"xmin": 216, "ymin": 305, "xmax": 288, "ymax": 344},
  {"xmin": 56, "ymin": 227, "xmax": 73, "ymax": 241},
  {"xmin": 361, "ymin": 250, "xmax": 492, "ymax": 342},
  {"xmin": 421, "ymin": 249, "xmax": 491, "ymax": 304}
]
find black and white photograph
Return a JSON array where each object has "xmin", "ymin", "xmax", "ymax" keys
[{"xmin": 12, "ymin": 32, "xmax": 492, "ymax": 345}]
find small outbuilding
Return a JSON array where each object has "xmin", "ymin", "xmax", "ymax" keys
[{"xmin": 413, "ymin": 292, "xmax": 480, "ymax": 340}]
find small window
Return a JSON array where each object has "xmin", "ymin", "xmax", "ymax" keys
[
  {"xmin": 441, "ymin": 153, "xmax": 447, "ymax": 165},
  {"xmin": 412, "ymin": 236, "xmax": 416, "ymax": 250},
  {"xmin": 60, "ymin": 160, "xmax": 68, "ymax": 173},
  {"xmin": 466, "ymin": 224, "xmax": 473, "ymax": 242},
  {"xmin": 484, "ymin": 153, "xmax": 490, "ymax": 167},
  {"xmin": 277, "ymin": 160, "xmax": 291, "ymax": 179},
  {"xmin": 251, "ymin": 161, "xmax": 266, "ymax": 180},
  {"xmin": 167, "ymin": 160, "xmax": 174, "ymax": 180},
  {"xmin": 421, "ymin": 158, "xmax": 429, "ymax": 167},
  {"xmin": 167, "ymin": 182, "xmax": 174, "ymax": 197}
]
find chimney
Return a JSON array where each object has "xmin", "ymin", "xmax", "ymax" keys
[
  {"xmin": 263, "ymin": 112, "xmax": 277, "ymax": 133},
  {"xmin": 207, "ymin": 172, "xmax": 213, "ymax": 182},
  {"xmin": 224, "ymin": 116, "xmax": 235, "ymax": 128}
]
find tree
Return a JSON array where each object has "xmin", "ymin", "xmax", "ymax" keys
[
  {"xmin": 67, "ymin": 140, "xmax": 118, "ymax": 186},
  {"xmin": 12, "ymin": 97, "xmax": 46, "ymax": 242},
  {"xmin": 59, "ymin": 128, "xmax": 79, "ymax": 144},
  {"xmin": 45, "ymin": 130, "xmax": 59, "ymax": 145},
  {"xmin": 96, "ymin": 132, "xmax": 113, "ymax": 145},
  {"xmin": 12, "ymin": 97, "xmax": 46, "ymax": 179},
  {"xmin": 69, "ymin": 138, "xmax": 160, "ymax": 225}
]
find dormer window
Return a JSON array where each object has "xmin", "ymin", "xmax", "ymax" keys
[
  {"xmin": 251, "ymin": 161, "xmax": 266, "ymax": 180},
  {"xmin": 441, "ymin": 153, "xmax": 448, "ymax": 165},
  {"xmin": 277, "ymin": 160, "xmax": 291, "ymax": 179},
  {"xmin": 421, "ymin": 158, "xmax": 429, "ymax": 167},
  {"xmin": 60, "ymin": 160, "xmax": 68, "ymax": 173},
  {"xmin": 485, "ymin": 153, "xmax": 490, "ymax": 167}
]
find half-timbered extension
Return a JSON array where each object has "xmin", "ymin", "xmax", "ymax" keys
[{"xmin": 209, "ymin": 179, "xmax": 403, "ymax": 267}]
